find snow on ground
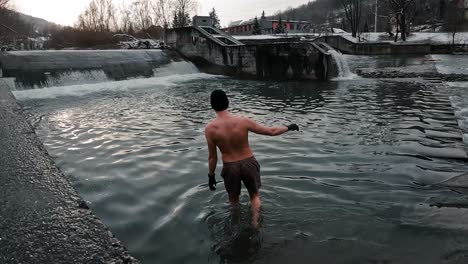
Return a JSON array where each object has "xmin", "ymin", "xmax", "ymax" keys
[
  {"xmin": 233, "ymin": 35, "xmax": 293, "ymax": 40},
  {"xmin": 232, "ymin": 32, "xmax": 468, "ymax": 44},
  {"xmin": 332, "ymin": 28, "xmax": 347, "ymax": 34},
  {"xmin": 406, "ymin": 32, "xmax": 468, "ymax": 44},
  {"xmin": 343, "ymin": 32, "xmax": 468, "ymax": 44}
]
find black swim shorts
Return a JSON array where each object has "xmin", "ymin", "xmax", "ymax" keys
[{"xmin": 221, "ymin": 156, "xmax": 261, "ymax": 197}]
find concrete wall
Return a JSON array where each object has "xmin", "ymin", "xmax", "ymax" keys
[
  {"xmin": 315, "ymin": 35, "xmax": 468, "ymax": 55},
  {"xmin": 0, "ymin": 50, "xmax": 180, "ymax": 88},
  {"xmin": 167, "ymin": 27, "xmax": 256, "ymax": 76},
  {"xmin": 254, "ymin": 42, "xmax": 332, "ymax": 80},
  {"xmin": 167, "ymin": 27, "xmax": 334, "ymax": 80},
  {"xmin": 431, "ymin": 44, "xmax": 468, "ymax": 54},
  {"xmin": 193, "ymin": 16, "xmax": 212, "ymax": 27},
  {"xmin": 0, "ymin": 79, "xmax": 139, "ymax": 263}
]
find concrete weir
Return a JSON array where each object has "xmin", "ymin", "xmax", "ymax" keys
[
  {"xmin": 0, "ymin": 79, "xmax": 140, "ymax": 263},
  {"xmin": 167, "ymin": 26, "xmax": 337, "ymax": 81},
  {"xmin": 314, "ymin": 35, "xmax": 468, "ymax": 55},
  {"xmin": 0, "ymin": 50, "xmax": 180, "ymax": 89}
]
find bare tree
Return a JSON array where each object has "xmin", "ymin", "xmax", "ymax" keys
[
  {"xmin": 446, "ymin": 0, "xmax": 465, "ymax": 47},
  {"xmin": 119, "ymin": 1, "xmax": 133, "ymax": 32},
  {"xmin": 76, "ymin": 0, "xmax": 118, "ymax": 32},
  {"xmin": 340, "ymin": 0, "xmax": 362, "ymax": 38},
  {"xmin": 388, "ymin": 0, "xmax": 414, "ymax": 41},
  {"xmin": 152, "ymin": 0, "xmax": 173, "ymax": 29},
  {"xmin": 0, "ymin": 0, "xmax": 11, "ymax": 9},
  {"xmin": 131, "ymin": 0, "xmax": 153, "ymax": 30},
  {"xmin": 105, "ymin": 0, "xmax": 118, "ymax": 31},
  {"xmin": 77, "ymin": 1, "xmax": 98, "ymax": 31}
]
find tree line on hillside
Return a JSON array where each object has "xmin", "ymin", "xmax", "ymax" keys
[
  {"xmin": 50, "ymin": 0, "xmax": 225, "ymax": 48},
  {"xmin": 0, "ymin": 0, "xmax": 60, "ymax": 49},
  {"xmin": 271, "ymin": 0, "xmax": 466, "ymax": 42},
  {"xmin": 0, "ymin": 0, "xmax": 226, "ymax": 49},
  {"xmin": 74, "ymin": 0, "xmax": 201, "ymax": 35}
]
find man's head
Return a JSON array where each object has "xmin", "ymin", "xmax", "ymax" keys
[{"xmin": 210, "ymin": 89, "xmax": 229, "ymax": 112}]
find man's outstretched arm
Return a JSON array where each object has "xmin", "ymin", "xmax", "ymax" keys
[
  {"xmin": 245, "ymin": 118, "xmax": 299, "ymax": 136},
  {"xmin": 205, "ymin": 128, "xmax": 218, "ymax": 191}
]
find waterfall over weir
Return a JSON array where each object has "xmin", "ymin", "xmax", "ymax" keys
[
  {"xmin": 0, "ymin": 50, "xmax": 184, "ymax": 90},
  {"xmin": 329, "ymin": 50, "xmax": 356, "ymax": 80}
]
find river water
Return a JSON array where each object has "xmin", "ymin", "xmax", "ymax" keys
[{"xmin": 13, "ymin": 55, "xmax": 468, "ymax": 263}]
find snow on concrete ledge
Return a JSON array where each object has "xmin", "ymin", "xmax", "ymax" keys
[
  {"xmin": 343, "ymin": 32, "xmax": 468, "ymax": 45},
  {"xmin": 233, "ymin": 32, "xmax": 468, "ymax": 44},
  {"xmin": 233, "ymin": 35, "xmax": 292, "ymax": 40}
]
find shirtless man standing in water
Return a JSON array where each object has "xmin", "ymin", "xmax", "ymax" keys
[{"xmin": 205, "ymin": 90, "xmax": 299, "ymax": 226}]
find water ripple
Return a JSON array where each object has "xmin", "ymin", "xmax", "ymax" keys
[{"xmin": 18, "ymin": 66, "xmax": 468, "ymax": 263}]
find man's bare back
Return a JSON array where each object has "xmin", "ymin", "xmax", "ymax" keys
[
  {"xmin": 205, "ymin": 111, "xmax": 299, "ymax": 162},
  {"xmin": 205, "ymin": 90, "xmax": 299, "ymax": 227},
  {"xmin": 205, "ymin": 113, "xmax": 254, "ymax": 163}
]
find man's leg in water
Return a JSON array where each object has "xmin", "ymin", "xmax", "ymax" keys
[
  {"xmin": 228, "ymin": 193, "xmax": 241, "ymax": 226},
  {"xmin": 229, "ymin": 194, "xmax": 240, "ymax": 206},
  {"xmin": 249, "ymin": 190, "xmax": 261, "ymax": 228}
]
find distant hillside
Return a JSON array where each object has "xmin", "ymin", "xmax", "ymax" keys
[
  {"xmin": 0, "ymin": 8, "xmax": 60, "ymax": 39},
  {"xmin": 18, "ymin": 11, "xmax": 60, "ymax": 33},
  {"xmin": 268, "ymin": 0, "xmax": 449, "ymax": 32},
  {"xmin": 267, "ymin": 0, "xmax": 341, "ymax": 24}
]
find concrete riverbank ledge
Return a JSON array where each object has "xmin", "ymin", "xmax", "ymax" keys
[
  {"xmin": 0, "ymin": 79, "xmax": 139, "ymax": 263},
  {"xmin": 315, "ymin": 35, "xmax": 468, "ymax": 55}
]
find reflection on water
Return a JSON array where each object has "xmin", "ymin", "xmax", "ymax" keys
[
  {"xmin": 206, "ymin": 204, "xmax": 262, "ymax": 263},
  {"xmin": 345, "ymin": 54, "xmax": 435, "ymax": 71},
  {"xmin": 15, "ymin": 56, "xmax": 468, "ymax": 264}
]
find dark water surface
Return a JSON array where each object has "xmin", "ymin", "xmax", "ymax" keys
[{"xmin": 14, "ymin": 57, "xmax": 468, "ymax": 264}]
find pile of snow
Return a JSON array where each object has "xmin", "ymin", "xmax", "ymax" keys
[
  {"xmin": 232, "ymin": 31, "xmax": 468, "ymax": 45},
  {"xmin": 406, "ymin": 32, "xmax": 468, "ymax": 44},
  {"xmin": 233, "ymin": 35, "xmax": 291, "ymax": 40},
  {"xmin": 340, "ymin": 32, "xmax": 468, "ymax": 44},
  {"xmin": 113, "ymin": 34, "xmax": 163, "ymax": 49},
  {"xmin": 332, "ymin": 28, "xmax": 347, "ymax": 34}
]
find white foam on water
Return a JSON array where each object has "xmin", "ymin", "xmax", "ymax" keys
[
  {"xmin": 11, "ymin": 70, "xmax": 109, "ymax": 90},
  {"xmin": 329, "ymin": 50, "xmax": 359, "ymax": 81},
  {"xmin": 45, "ymin": 70, "xmax": 109, "ymax": 88},
  {"xmin": 13, "ymin": 72, "xmax": 217, "ymax": 100},
  {"xmin": 331, "ymin": 74, "xmax": 360, "ymax": 81},
  {"xmin": 13, "ymin": 61, "xmax": 218, "ymax": 100},
  {"xmin": 152, "ymin": 61, "xmax": 200, "ymax": 77}
]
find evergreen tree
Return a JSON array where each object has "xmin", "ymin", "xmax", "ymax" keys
[
  {"xmin": 261, "ymin": 10, "xmax": 266, "ymax": 19},
  {"xmin": 363, "ymin": 20, "xmax": 369, "ymax": 32},
  {"xmin": 128, "ymin": 23, "xmax": 135, "ymax": 35},
  {"xmin": 252, "ymin": 17, "xmax": 262, "ymax": 35},
  {"xmin": 274, "ymin": 16, "xmax": 285, "ymax": 34},
  {"xmin": 172, "ymin": 10, "xmax": 191, "ymax": 28},
  {"xmin": 209, "ymin": 8, "xmax": 221, "ymax": 28},
  {"xmin": 172, "ymin": 11, "xmax": 178, "ymax": 28}
]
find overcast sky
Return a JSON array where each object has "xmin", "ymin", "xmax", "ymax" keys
[{"xmin": 14, "ymin": 0, "xmax": 310, "ymax": 27}]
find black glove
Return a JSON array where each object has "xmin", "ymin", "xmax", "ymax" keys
[
  {"xmin": 287, "ymin": 124, "xmax": 299, "ymax": 131},
  {"xmin": 208, "ymin": 173, "xmax": 216, "ymax": 191}
]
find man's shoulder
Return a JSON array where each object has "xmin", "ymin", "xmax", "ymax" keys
[
  {"xmin": 236, "ymin": 115, "xmax": 253, "ymax": 125},
  {"xmin": 231, "ymin": 114, "xmax": 250, "ymax": 122},
  {"xmin": 205, "ymin": 120, "xmax": 218, "ymax": 132},
  {"xmin": 205, "ymin": 121, "xmax": 213, "ymax": 129}
]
